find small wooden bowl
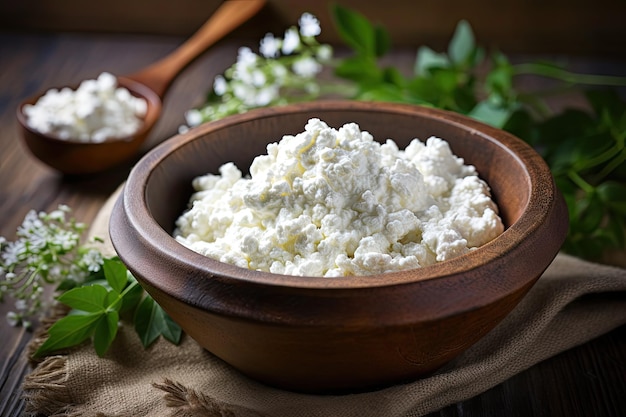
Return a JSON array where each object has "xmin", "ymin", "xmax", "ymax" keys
[
  {"xmin": 17, "ymin": 77, "xmax": 161, "ymax": 175},
  {"xmin": 109, "ymin": 101, "xmax": 568, "ymax": 393}
]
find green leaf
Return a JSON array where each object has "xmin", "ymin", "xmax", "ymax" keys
[
  {"xmin": 358, "ymin": 84, "xmax": 410, "ymax": 103},
  {"xmin": 414, "ymin": 46, "xmax": 449, "ymax": 76},
  {"xmin": 93, "ymin": 310, "xmax": 119, "ymax": 357},
  {"xmin": 160, "ymin": 312, "xmax": 184, "ymax": 345},
  {"xmin": 331, "ymin": 4, "xmax": 376, "ymax": 57},
  {"xmin": 103, "ymin": 258, "xmax": 128, "ymax": 294},
  {"xmin": 576, "ymin": 193, "xmax": 605, "ymax": 234},
  {"xmin": 134, "ymin": 296, "xmax": 182, "ymax": 348},
  {"xmin": 120, "ymin": 278, "xmax": 144, "ymax": 313},
  {"xmin": 468, "ymin": 101, "xmax": 513, "ymax": 128},
  {"xmin": 334, "ymin": 55, "xmax": 381, "ymax": 84},
  {"xmin": 596, "ymin": 181, "xmax": 626, "ymax": 214},
  {"xmin": 381, "ymin": 67, "xmax": 406, "ymax": 87},
  {"xmin": 374, "ymin": 25, "xmax": 391, "ymax": 57},
  {"xmin": 34, "ymin": 312, "xmax": 101, "ymax": 358},
  {"xmin": 448, "ymin": 20, "xmax": 475, "ymax": 65},
  {"xmin": 486, "ymin": 53, "xmax": 514, "ymax": 98},
  {"xmin": 57, "ymin": 285, "xmax": 108, "ymax": 313}
]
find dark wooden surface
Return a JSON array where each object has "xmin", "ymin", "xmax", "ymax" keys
[{"xmin": 1, "ymin": 30, "xmax": 625, "ymax": 416}]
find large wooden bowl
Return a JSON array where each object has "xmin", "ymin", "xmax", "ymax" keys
[{"xmin": 109, "ymin": 101, "xmax": 568, "ymax": 393}]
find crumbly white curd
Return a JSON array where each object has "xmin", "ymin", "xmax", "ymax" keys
[
  {"xmin": 174, "ymin": 118, "xmax": 504, "ymax": 277},
  {"xmin": 23, "ymin": 72, "xmax": 147, "ymax": 143}
]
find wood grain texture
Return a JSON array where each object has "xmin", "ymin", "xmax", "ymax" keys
[
  {"xmin": 1, "ymin": 1, "xmax": 625, "ymax": 56},
  {"xmin": 0, "ymin": 31, "xmax": 624, "ymax": 415}
]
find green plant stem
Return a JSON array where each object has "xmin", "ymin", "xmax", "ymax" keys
[
  {"xmin": 594, "ymin": 148, "xmax": 626, "ymax": 182},
  {"xmin": 513, "ymin": 63, "xmax": 626, "ymax": 87},
  {"xmin": 109, "ymin": 280, "xmax": 139, "ymax": 311},
  {"xmin": 568, "ymin": 170, "xmax": 595, "ymax": 194}
]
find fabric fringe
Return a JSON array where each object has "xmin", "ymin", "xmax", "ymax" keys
[
  {"xmin": 21, "ymin": 355, "xmax": 72, "ymax": 417},
  {"xmin": 153, "ymin": 378, "xmax": 268, "ymax": 417},
  {"xmin": 22, "ymin": 302, "xmax": 75, "ymax": 416}
]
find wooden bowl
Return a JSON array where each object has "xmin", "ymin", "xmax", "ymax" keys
[
  {"xmin": 16, "ymin": 77, "xmax": 161, "ymax": 175},
  {"xmin": 109, "ymin": 101, "xmax": 568, "ymax": 393}
]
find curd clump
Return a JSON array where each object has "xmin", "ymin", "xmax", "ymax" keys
[
  {"xmin": 23, "ymin": 72, "xmax": 147, "ymax": 143},
  {"xmin": 174, "ymin": 119, "xmax": 504, "ymax": 277}
]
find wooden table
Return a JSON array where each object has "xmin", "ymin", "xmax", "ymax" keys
[{"xmin": 1, "ymin": 30, "xmax": 625, "ymax": 417}]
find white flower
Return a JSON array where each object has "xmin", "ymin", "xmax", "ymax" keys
[
  {"xmin": 254, "ymin": 85, "xmax": 280, "ymax": 106},
  {"xmin": 251, "ymin": 69, "xmax": 267, "ymax": 87},
  {"xmin": 299, "ymin": 13, "xmax": 321, "ymax": 37},
  {"xmin": 6, "ymin": 311, "xmax": 19, "ymax": 327},
  {"xmin": 27, "ymin": 228, "xmax": 48, "ymax": 251},
  {"xmin": 282, "ymin": 28, "xmax": 300, "ymax": 55},
  {"xmin": 81, "ymin": 249, "xmax": 103, "ymax": 272},
  {"xmin": 237, "ymin": 47, "xmax": 258, "ymax": 66},
  {"xmin": 185, "ymin": 109, "xmax": 203, "ymax": 127},
  {"xmin": 213, "ymin": 75, "xmax": 228, "ymax": 96},
  {"xmin": 15, "ymin": 299, "xmax": 27, "ymax": 311},
  {"xmin": 48, "ymin": 209, "xmax": 66, "ymax": 222},
  {"xmin": 317, "ymin": 44, "xmax": 333, "ymax": 62},
  {"xmin": 272, "ymin": 63, "xmax": 288, "ymax": 79},
  {"xmin": 260, "ymin": 33, "xmax": 281, "ymax": 58},
  {"xmin": 293, "ymin": 56, "xmax": 322, "ymax": 78},
  {"xmin": 52, "ymin": 230, "xmax": 78, "ymax": 250},
  {"xmin": 2, "ymin": 241, "xmax": 26, "ymax": 265},
  {"xmin": 232, "ymin": 82, "xmax": 258, "ymax": 106},
  {"xmin": 18, "ymin": 210, "xmax": 42, "ymax": 235}
]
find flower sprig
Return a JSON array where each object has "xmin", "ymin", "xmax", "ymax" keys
[
  {"xmin": 1, "ymin": 206, "xmax": 181, "ymax": 357},
  {"xmin": 181, "ymin": 12, "xmax": 334, "ymax": 129},
  {"xmin": 0, "ymin": 205, "xmax": 102, "ymax": 328}
]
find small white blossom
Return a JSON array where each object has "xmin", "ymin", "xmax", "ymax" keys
[
  {"xmin": 2, "ymin": 241, "xmax": 25, "ymax": 265},
  {"xmin": 282, "ymin": 28, "xmax": 300, "ymax": 55},
  {"xmin": 52, "ymin": 230, "xmax": 78, "ymax": 250},
  {"xmin": 260, "ymin": 33, "xmax": 281, "ymax": 58},
  {"xmin": 272, "ymin": 63, "xmax": 288, "ymax": 79},
  {"xmin": 185, "ymin": 109, "xmax": 204, "ymax": 127},
  {"xmin": 6, "ymin": 311, "xmax": 19, "ymax": 327},
  {"xmin": 213, "ymin": 75, "xmax": 228, "ymax": 96},
  {"xmin": 232, "ymin": 82, "xmax": 257, "ymax": 106},
  {"xmin": 237, "ymin": 47, "xmax": 258, "ymax": 66},
  {"xmin": 81, "ymin": 249, "xmax": 104, "ymax": 272},
  {"xmin": 48, "ymin": 209, "xmax": 66, "ymax": 222},
  {"xmin": 299, "ymin": 13, "xmax": 321, "ymax": 37},
  {"xmin": 252, "ymin": 70, "xmax": 267, "ymax": 87},
  {"xmin": 317, "ymin": 44, "xmax": 333, "ymax": 62},
  {"xmin": 293, "ymin": 56, "xmax": 322, "ymax": 78},
  {"xmin": 254, "ymin": 85, "xmax": 280, "ymax": 106},
  {"xmin": 15, "ymin": 299, "xmax": 27, "ymax": 311}
]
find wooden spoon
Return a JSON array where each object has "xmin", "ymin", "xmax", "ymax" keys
[{"xmin": 17, "ymin": 0, "xmax": 266, "ymax": 175}]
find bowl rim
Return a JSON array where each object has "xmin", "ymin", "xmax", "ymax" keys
[{"xmin": 117, "ymin": 100, "xmax": 559, "ymax": 292}]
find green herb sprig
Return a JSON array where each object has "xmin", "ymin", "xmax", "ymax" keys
[{"xmin": 1, "ymin": 206, "xmax": 182, "ymax": 358}]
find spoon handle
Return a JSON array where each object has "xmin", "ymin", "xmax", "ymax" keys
[{"xmin": 126, "ymin": 0, "xmax": 266, "ymax": 99}]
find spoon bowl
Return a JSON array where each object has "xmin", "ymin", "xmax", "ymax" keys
[
  {"xmin": 17, "ymin": 0, "xmax": 266, "ymax": 175},
  {"xmin": 17, "ymin": 77, "xmax": 162, "ymax": 175}
]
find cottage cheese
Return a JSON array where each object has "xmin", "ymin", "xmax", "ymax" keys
[
  {"xmin": 174, "ymin": 119, "xmax": 504, "ymax": 277},
  {"xmin": 23, "ymin": 72, "xmax": 147, "ymax": 143}
]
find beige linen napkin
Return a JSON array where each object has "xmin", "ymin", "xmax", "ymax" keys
[{"xmin": 22, "ymin": 186, "xmax": 626, "ymax": 417}]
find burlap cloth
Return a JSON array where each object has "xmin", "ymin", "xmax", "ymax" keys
[{"xmin": 22, "ymin": 185, "xmax": 626, "ymax": 417}]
